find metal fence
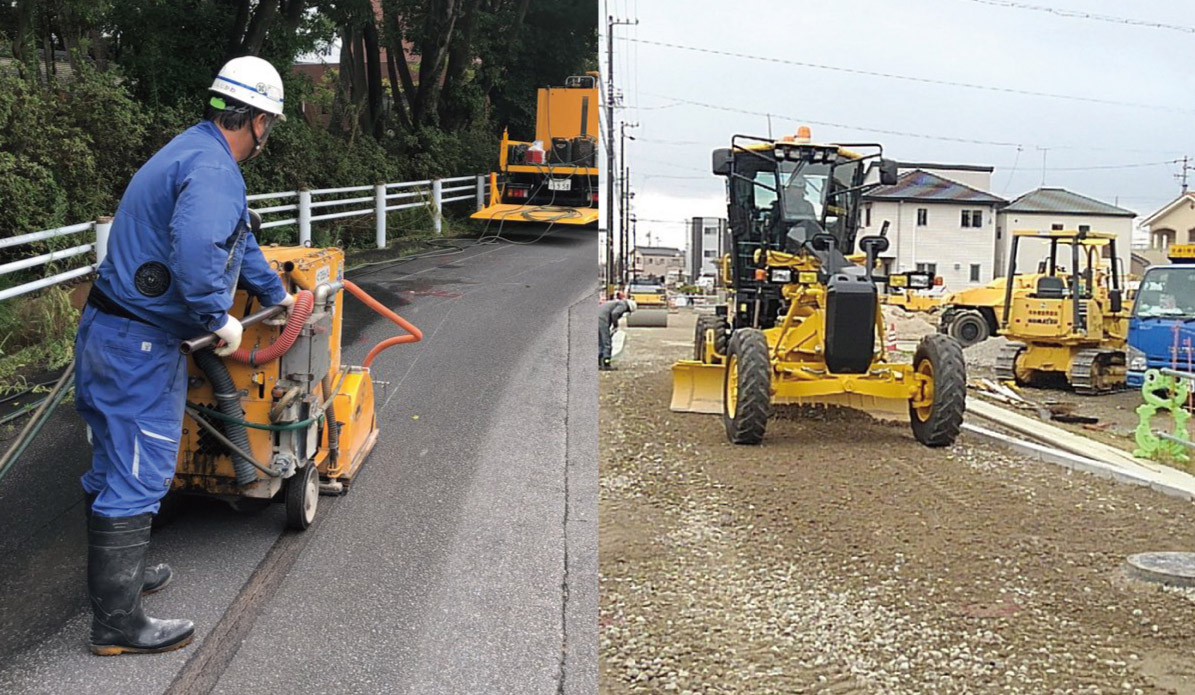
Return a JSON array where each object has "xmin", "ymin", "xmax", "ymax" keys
[{"xmin": 0, "ymin": 175, "xmax": 490, "ymax": 303}]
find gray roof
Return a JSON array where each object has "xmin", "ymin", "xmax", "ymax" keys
[
  {"xmin": 1002, "ymin": 187, "xmax": 1135, "ymax": 217},
  {"xmin": 635, "ymin": 246, "xmax": 683, "ymax": 256},
  {"xmin": 864, "ymin": 170, "xmax": 1005, "ymax": 204}
]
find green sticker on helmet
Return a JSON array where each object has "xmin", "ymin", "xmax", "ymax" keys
[{"xmin": 210, "ymin": 96, "xmax": 226, "ymax": 110}]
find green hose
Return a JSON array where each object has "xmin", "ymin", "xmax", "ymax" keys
[
  {"xmin": 0, "ymin": 360, "xmax": 76, "ymax": 486},
  {"xmin": 185, "ymin": 401, "xmax": 323, "ymax": 431}
]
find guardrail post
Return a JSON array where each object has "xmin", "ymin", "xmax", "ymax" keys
[
  {"xmin": 375, "ymin": 183, "xmax": 387, "ymax": 249},
  {"xmin": 298, "ymin": 189, "xmax": 312, "ymax": 246},
  {"xmin": 94, "ymin": 216, "xmax": 113, "ymax": 266},
  {"xmin": 432, "ymin": 179, "xmax": 443, "ymax": 235},
  {"xmin": 475, "ymin": 175, "xmax": 486, "ymax": 212}
]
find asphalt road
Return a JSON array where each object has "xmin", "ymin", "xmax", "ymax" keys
[{"xmin": 0, "ymin": 226, "xmax": 597, "ymax": 695}]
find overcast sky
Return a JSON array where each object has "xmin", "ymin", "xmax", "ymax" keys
[{"xmin": 599, "ymin": 0, "xmax": 1195, "ymax": 250}]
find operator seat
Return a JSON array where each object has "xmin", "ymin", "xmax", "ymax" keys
[{"xmin": 1034, "ymin": 276, "xmax": 1066, "ymax": 299}]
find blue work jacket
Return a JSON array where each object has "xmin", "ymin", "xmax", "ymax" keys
[{"xmin": 93, "ymin": 120, "xmax": 287, "ymax": 339}]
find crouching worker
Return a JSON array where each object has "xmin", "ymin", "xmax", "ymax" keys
[
  {"xmin": 598, "ymin": 298, "xmax": 636, "ymax": 370},
  {"xmin": 76, "ymin": 56, "xmax": 295, "ymax": 656}
]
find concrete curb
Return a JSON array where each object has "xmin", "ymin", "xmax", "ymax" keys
[{"xmin": 962, "ymin": 422, "xmax": 1195, "ymax": 503}]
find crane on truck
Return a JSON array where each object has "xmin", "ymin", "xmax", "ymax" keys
[{"xmin": 472, "ymin": 74, "xmax": 600, "ymax": 228}]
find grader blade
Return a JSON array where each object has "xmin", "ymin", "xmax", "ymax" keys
[{"xmin": 670, "ymin": 360, "xmax": 725, "ymax": 414}]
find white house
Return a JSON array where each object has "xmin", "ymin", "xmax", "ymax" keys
[
  {"xmin": 997, "ymin": 188, "xmax": 1135, "ymax": 279},
  {"xmin": 685, "ymin": 216, "xmax": 729, "ymax": 282},
  {"xmin": 860, "ymin": 165, "xmax": 1005, "ymax": 291},
  {"xmin": 1140, "ymin": 192, "xmax": 1195, "ymax": 251}
]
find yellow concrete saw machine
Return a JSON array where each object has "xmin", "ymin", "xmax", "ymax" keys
[
  {"xmin": 175, "ymin": 225, "xmax": 421, "ymax": 529},
  {"xmin": 670, "ymin": 130, "xmax": 966, "ymax": 447}
]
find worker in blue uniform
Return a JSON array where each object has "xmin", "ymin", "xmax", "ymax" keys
[{"xmin": 75, "ymin": 56, "xmax": 294, "ymax": 656}]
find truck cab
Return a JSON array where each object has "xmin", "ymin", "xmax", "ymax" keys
[{"xmin": 1127, "ymin": 244, "xmax": 1195, "ymax": 386}]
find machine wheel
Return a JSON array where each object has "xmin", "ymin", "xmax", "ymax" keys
[
  {"xmin": 694, "ymin": 316, "xmax": 730, "ymax": 364},
  {"xmin": 947, "ymin": 309, "xmax": 989, "ymax": 347},
  {"xmin": 722, "ymin": 329, "xmax": 771, "ymax": 445},
  {"xmin": 285, "ymin": 462, "xmax": 320, "ymax": 531},
  {"xmin": 909, "ymin": 334, "xmax": 966, "ymax": 448}
]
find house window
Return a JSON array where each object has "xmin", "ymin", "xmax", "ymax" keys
[
  {"xmin": 865, "ymin": 204, "xmax": 872, "ymax": 227},
  {"xmin": 970, "ymin": 264, "xmax": 981, "ymax": 282},
  {"xmin": 916, "ymin": 262, "xmax": 937, "ymax": 277},
  {"xmin": 961, "ymin": 210, "xmax": 983, "ymax": 228},
  {"xmin": 1051, "ymin": 223, "xmax": 1064, "ymax": 231},
  {"xmin": 916, "ymin": 208, "xmax": 928, "ymax": 226},
  {"xmin": 703, "ymin": 250, "xmax": 717, "ymax": 259}
]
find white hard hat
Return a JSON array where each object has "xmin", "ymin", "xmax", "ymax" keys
[
  {"xmin": 626, "ymin": 298, "xmax": 638, "ymax": 312},
  {"xmin": 209, "ymin": 56, "xmax": 286, "ymax": 120}
]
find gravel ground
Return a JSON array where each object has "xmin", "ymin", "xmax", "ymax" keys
[{"xmin": 600, "ymin": 310, "xmax": 1195, "ymax": 695}]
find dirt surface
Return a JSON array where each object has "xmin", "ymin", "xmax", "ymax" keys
[{"xmin": 600, "ymin": 310, "xmax": 1195, "ymax": 694}]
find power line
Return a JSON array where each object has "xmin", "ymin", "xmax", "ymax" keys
[
  {"xmin": 639, "ymin": 91, "xmax": 1025, "ymax": 147},
  {"xmin": 962, "ymin": 0, "xmax": 1195, "ymax": 33},
  {"xmin": 620, "ymin": 36, "xmax": 1194, "ymax": 115}
]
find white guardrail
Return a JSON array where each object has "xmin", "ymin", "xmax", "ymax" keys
[{"xmin": 0, "ymin": 174, "xmax": 491, "ymax": 302}]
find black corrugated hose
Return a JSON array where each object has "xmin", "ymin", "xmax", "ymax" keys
[{"xmin": 192, "ymin": 349, "xmax": 258, "ymax": 486}]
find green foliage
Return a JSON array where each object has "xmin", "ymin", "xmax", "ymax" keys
[{"xmin": 0, "ymin": 286, "xmax": 79, "ymax": 384}]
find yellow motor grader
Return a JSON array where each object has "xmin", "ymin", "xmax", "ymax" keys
[{"xmin": 671, "ymin": 130, "xmax": 966, "ymax": 446}]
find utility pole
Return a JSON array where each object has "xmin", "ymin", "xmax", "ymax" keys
[
  {"xmin": 620, "ymin": 121, "xmax": 637, "ymax": 290},
  {"xmin": 1177, "ymin": 155, "xmax": 1192, "ymax": 194},
  {"xmin": 605, "ymin": 15, "xmax": 636, "ymax": 297}
]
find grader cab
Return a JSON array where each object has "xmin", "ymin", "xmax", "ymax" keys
[{"xmin": 671, "ymin": 130, "xmax": 967, "ymax": 447}]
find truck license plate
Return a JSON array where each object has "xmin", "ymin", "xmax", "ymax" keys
[{"xmin": 548, "ymin": 179, "xmax": 571, "ymax": 191}]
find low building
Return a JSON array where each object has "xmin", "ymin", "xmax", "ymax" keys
[
  {"xmin": 997, "ymin": 187, "xmax": 1135, "ymax": 278},
  {"xmin": 1140, "ymin": 192, "xmax": 1195, "ymax": 252},
  {"xmin": 633, "ymin": 246, "xmax": 684, "ymax": 285},
  {"xmin": 860, "ymin": 167, "xmax": 1005, "ymax": 290},
  {"xmin": 686, "ymin": 217, "xmax": 730, "ymax": 283}
]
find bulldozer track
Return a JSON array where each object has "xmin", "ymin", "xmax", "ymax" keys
[
  {"xmin": 995, "ymin": 341, "xmax": 1027, "ymax": 382},
  {"xmin": 1071, "ymin": 348, "xmax": 1128, "ymax": 396}
]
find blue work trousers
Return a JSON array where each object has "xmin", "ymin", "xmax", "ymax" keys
[{"xmin": 75, "ymin": 305, "xmax": 187, "ymax": 517}]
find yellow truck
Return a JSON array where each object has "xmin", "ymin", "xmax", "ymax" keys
[{"xmin": 472, "ymin": 74, "xmax": 599, "ymax": 227}]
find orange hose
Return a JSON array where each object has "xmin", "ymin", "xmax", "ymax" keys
[{"xmin": 343, "ymin": 280, "xmax": 423, "ymax": 368}]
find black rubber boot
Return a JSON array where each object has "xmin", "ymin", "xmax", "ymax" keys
[
  {"xmin": 600, "ymin": 358, "xmax": 616, "ymax": 371},
  {"xmin": 88, "ymin": 514, "xmax": 194, "ymax": 656},
  {"xmin": 86, "ymin": 494, "xmax": 173, "ymax": 594}
]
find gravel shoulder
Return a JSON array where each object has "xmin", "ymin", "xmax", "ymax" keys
[{"xmin": 600, "ymin": 310, "xmax": 1195, "ymax": 695}]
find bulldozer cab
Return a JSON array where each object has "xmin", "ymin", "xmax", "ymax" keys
[
  {"xmin": 712, "ymin": 132, "xmax": 897, "ymax": 330},
  {"xmin": 1001, "ymin": 229, "xmax": 1124, "ymax": 342}
]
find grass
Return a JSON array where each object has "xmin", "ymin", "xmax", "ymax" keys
[{"xmin": 0, "ymin": 285, "xmax": 78, "ymax": 388}]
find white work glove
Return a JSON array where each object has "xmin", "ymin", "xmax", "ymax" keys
[
  {"xmin": 265, "ymin": 293, "xmax": 296, "ymax": 326},
  {"xmin": 213, "ymin": 315, "xmax": 243, "ymax": 357}
]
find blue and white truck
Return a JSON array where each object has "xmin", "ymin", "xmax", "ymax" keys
[{"xmin": 1127, "ymin": 244, "xmax": 1195, "ymax": 387}]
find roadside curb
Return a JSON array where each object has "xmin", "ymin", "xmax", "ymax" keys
[{"xmin": 962, "ymin": 422, "xmax": 1195, "ymax": 502}]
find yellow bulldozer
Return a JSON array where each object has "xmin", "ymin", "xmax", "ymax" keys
[
  {"xmin": 472, "ymin": 74, "xmax": 599, "ymax": 228},
  {"xmin": 995, "ymin": 229, "xmax": 1128, "ymax": 394},
  {"xmin": 670, "ymin": 130, "xmax": 966, "ymax": 447}
]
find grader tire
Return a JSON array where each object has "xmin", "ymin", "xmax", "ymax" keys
[
  {"xmin": 722, "ymin": 329, "xmax": 771, "ymax": 445},
  {"xmin": 694, "ymin": 316, "xmax": 730, "ymax": 364},
  {"xmin": 909, "ymin": 334, "xmax": 966, "ymax": 448},
  {"xmin": 694, "ymin": 316, "xmax": 714, "ymax": 361},
  {"xmin": 947, "ymin": 309, "xmax": 989, "ymax": 347}
]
